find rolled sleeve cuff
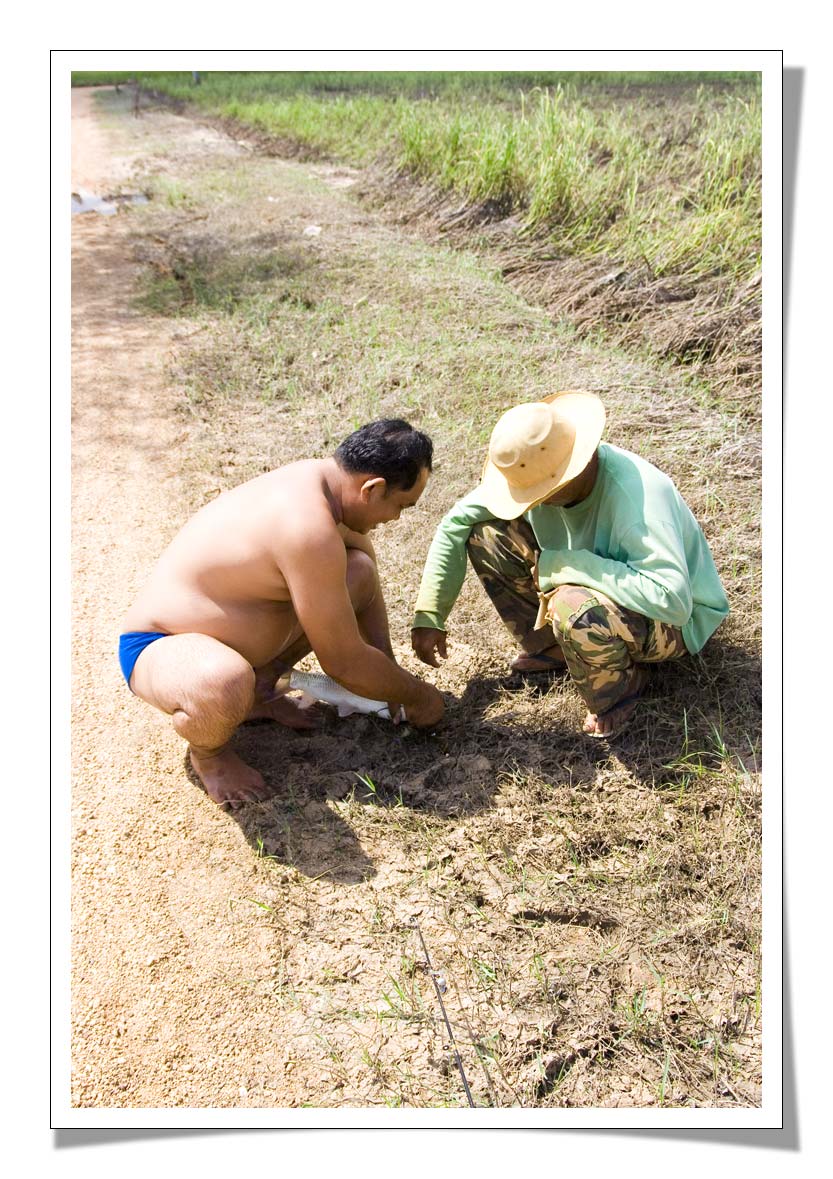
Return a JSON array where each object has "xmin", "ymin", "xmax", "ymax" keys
[{"xmin": 411, "ymin": 611, "xmax": 448, "ymax": 632}]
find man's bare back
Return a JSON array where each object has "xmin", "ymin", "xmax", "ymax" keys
[
  {"xmin": 124, "ymin": 461, "xmax": 338, "ymax": 667},
  {"xmin": 120, "ymin": 423, "xmax": 444, "ymax": 808}
]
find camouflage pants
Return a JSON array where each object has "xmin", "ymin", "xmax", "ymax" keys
[{"xmin": 466, "ymin": 519, "xmax": 688, "ymax": 716}]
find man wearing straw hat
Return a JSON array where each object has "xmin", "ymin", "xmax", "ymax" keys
[{"xmin": 411, "ymin": 392, "xmax": 729, "ymax": 738}]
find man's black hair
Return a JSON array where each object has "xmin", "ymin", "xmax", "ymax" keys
[{"xmin": 334, "ymin": 419, "xmax": 433, "ymax": 491}]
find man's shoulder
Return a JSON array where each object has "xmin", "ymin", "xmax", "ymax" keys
[
  {"xmin": 251, "ymin": 461, "xmax": 340, "ymax": 540},
  {"xmin": 598, "ymin": 445, "xmax": 695, "ymax": 544},
  {"xmin": 601, "ymin": 443, "xmax": 675, "ymax": 491},
  {"xmin": 265, "ymin": 456, "xmax": 327, "ymax": 489}
]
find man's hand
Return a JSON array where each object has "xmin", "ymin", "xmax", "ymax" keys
[
  {"xmin": 403, "ymin": 681, "xmax": 445, "ymax": 729},
  {"xmin": 411, "ymin": 627, "xmax": 448, "ymax": 668}
]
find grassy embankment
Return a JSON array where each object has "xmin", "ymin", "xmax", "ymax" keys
[{"xmin": 74, "ymin": 71, "xmax": 761, "ymax": 291}]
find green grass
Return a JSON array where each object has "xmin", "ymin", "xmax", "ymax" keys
[
  {"xmin": 71, "ymin": 70, "xmax": 758, "ymax": 97},
  {"xmin": 77, "ymin": 70, "xmax": 761, "ymax": 286},
  {"xmin": 130, "ymin": 163, "xmax": 574, "ymax": 470}
]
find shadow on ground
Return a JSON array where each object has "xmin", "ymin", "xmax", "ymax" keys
[{"xmin": 203, "ymin": 637, "xmax": 760, "ymax": 879}]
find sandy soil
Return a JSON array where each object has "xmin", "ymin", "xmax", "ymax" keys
[
  {"xmin": 70, "ymin": 88, "xmax": 474, "ymax": 1110},
  {"xmin": 71, "ymin": 89, "xmax": 285, "ymax": 1107}
]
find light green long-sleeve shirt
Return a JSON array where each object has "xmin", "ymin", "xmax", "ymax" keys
[{"xmin": 412, "ymin": 443, "xmax": 729, "ymax": 654}]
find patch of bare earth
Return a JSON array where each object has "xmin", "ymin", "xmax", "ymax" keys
[{"xmin": 70, "ymin": 88, "xmax": 760, "ymax": 1109}]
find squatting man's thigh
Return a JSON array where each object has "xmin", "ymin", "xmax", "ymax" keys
[{"xmin": 128, "ymin": 632, "xmax": 258, "ymax": 721}]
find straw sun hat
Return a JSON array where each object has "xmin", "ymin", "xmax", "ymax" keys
[{"xmin": 476, "ymin": 391, "xmax": 606, "ymax": 519}]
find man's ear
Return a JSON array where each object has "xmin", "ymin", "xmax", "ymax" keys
[{"xmin": 359, "ymin": 477, "xmax": 387, "ymax": 503}]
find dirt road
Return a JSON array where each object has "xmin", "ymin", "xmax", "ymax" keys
[
  {"xmin": 71, "ymin": 89, "xmax": 308, "ymax": 1108},
  {"xmin": 71, "ymin": 86, "xmax": 479, "ymax": 1112}
]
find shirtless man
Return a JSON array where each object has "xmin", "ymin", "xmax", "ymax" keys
[{"xmin": 120, "ymin": 419, "xmax": 445, "ymax": 809}]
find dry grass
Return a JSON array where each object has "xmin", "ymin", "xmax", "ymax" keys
[
  {"xmin": 128, "ymin": 73, "xmax": 762, "ymax": 408},
  {"xmin": 105, "ymin": 86, "xmax": 761, "ymax": 1108},
  {"xmin": 362, "ymin": 174, "xmax": 762, "ymax": 414}
]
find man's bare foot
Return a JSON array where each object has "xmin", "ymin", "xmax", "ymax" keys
[
  {"xmin": 189, "ymin": 747, "xmax": 274, "ymax": 810},
  {"xmin": 509, "ymin": 644, "xmax": 567, "ymax": 673},
  {"xmin": 583, "ymin": 669, "xmax": 648, "ymax": 738},
  {"xmin": 246, "ymin": 695, "xmax": 320, "ymax": 729}
]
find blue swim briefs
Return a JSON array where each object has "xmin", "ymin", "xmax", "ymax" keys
[{"xmin": 118, "ymin": 630, "xmax": 168, "ymax": 686}]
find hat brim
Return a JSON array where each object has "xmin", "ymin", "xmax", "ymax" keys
[{"xmin": 475, "ymin": 391, "xmax": 606, "ymax": 519}]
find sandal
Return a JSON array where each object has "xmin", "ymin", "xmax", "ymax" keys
[
  {"xmin": 509, "ymin": 650, "xmax": 567, "ymax": 674},
  {"xmin": 583, "ymin": 671, "xmax": 647, "ymax": 739}
]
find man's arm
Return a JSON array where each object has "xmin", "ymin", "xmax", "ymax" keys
[
  {"xmin": 538, "ymin": 518, "xmax": 694, "ymax": 627},
  {"xmin": 336, "ymin": 523, "xmax": 395, "ymax": 660},
  {"xmin": 281, "ymin": 521, "xmax": 443, "ymax": 725},
  {"xmin": 410, "ymin": 491, "xmax": 495, "ymax": 664}
]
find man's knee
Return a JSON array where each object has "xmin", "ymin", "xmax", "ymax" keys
[
  {"xmin": 548, "ymin": 584, "xmax": 598, "ymax": 624},
  {"xmin": 468, "ymin": 521, "xmax": 506, "ymax": 547},
  {"xmin": 130, "ymin": 635, "xmax": 256, "ymax": 746},
  {"xmin": 548, "ymin": 585, "xmax": 614, "ymax": 650},
  {"xmin": 467, "ymin": 519, "xmax": 536, "ymax": 576},
  {"xmin": 184, "ymin": 648, "xmax": 255, "ymax": 721},
  {"xmin": 345, "ymin": 548, "xmax": 377, "ymax": 612},
  {"xmin": 468, "ymin": 519, "xmax": 512, "ymax": 554},
  {"xmin": 547, "ymin": 585, "xmax": 648, "ymax": 672}
]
